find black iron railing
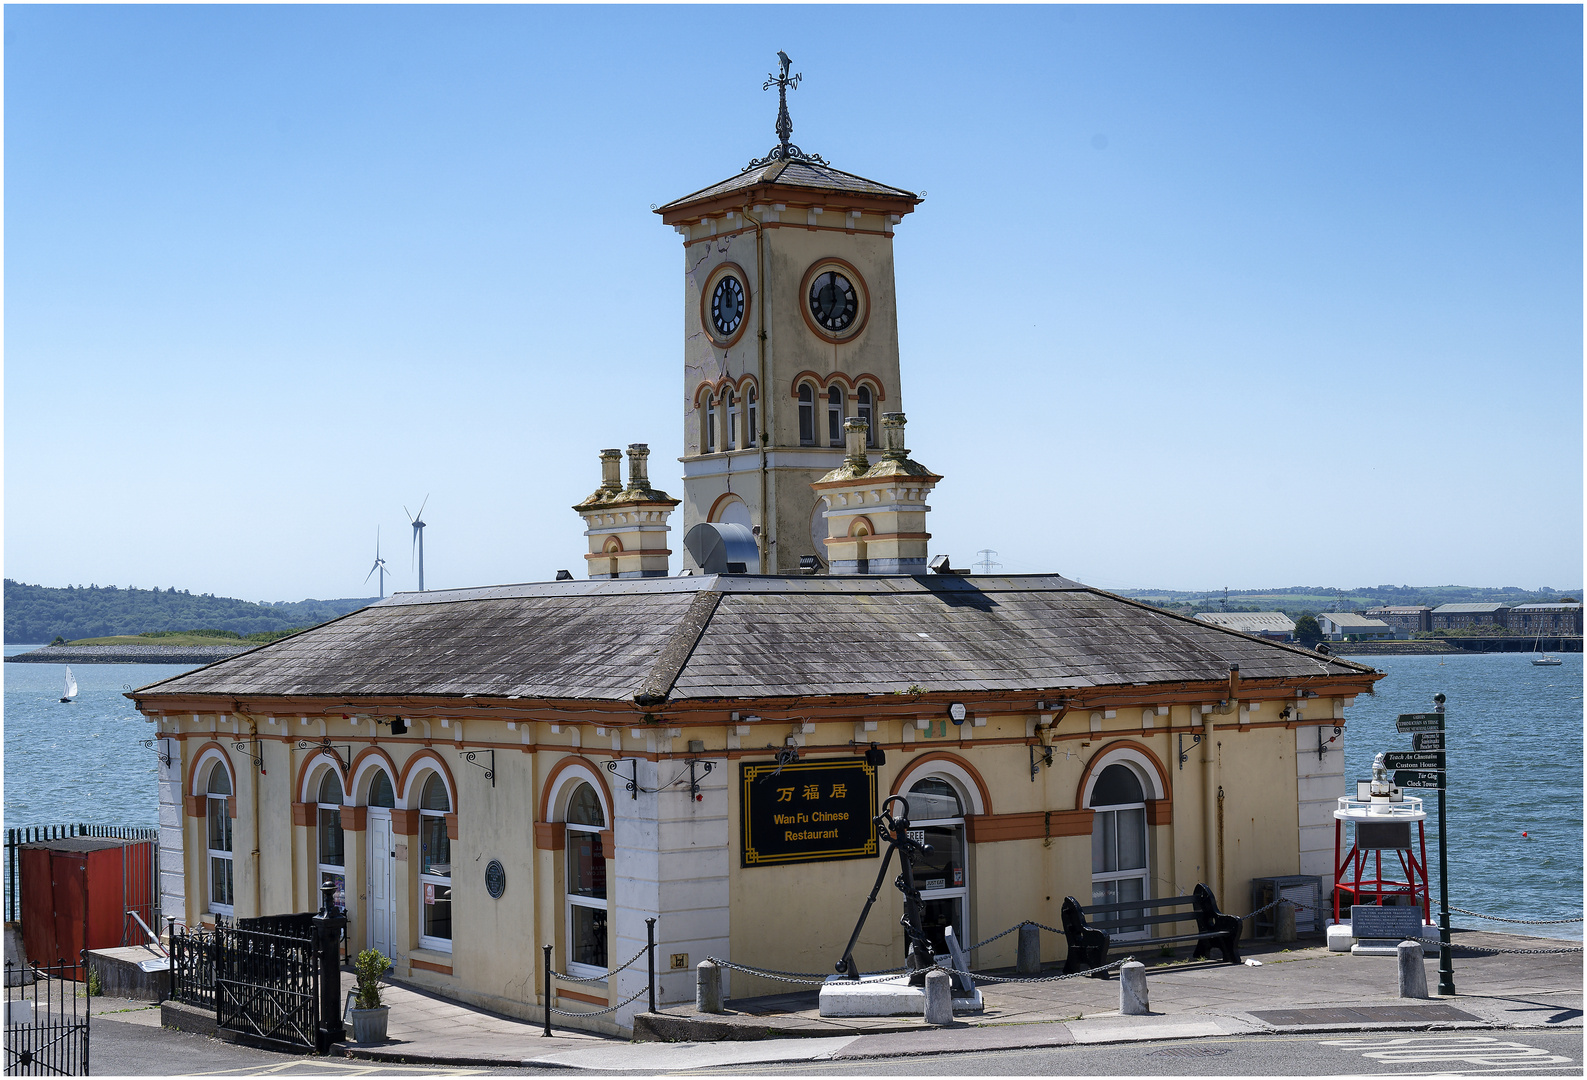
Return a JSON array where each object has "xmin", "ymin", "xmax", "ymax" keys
[
  {"xmin": 4, "ymin": 954, "xmax": 90, "ymax": 1075},
  {"xmin": 168, "ymin": 921, "xmax": 220, "ymax": 1010},
  {"xmin": 215, "ymin": 926, "xmax": 320, "ymax": 1052}
]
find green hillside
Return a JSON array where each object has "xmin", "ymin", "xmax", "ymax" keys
[
  {"xmin": 1117, "ymin": 584, "xmax": 1581, "ymax": 618},
  {"xmin": 4, "ymin": 580, "xmax": 376, "ymax": 644}
]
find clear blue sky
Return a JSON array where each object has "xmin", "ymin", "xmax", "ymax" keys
[{"xmin": 6, "ymin": 5, "xmax": 1581, "ymax": 602}]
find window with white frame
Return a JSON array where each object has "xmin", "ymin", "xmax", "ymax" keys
[
  {"xmin": 746, "ymin": 387, "xmax": 758, "ymax": 446},
  {"xmin": 705, "ymin": 393, "xmax": 717, "ymax": 453},
  {"xmin": 904, "ymin": 777, "xmax": 968, "ymax": 955},
  {"xmin": 827, "ymin": 386, "xmax": 844, "ymax": 446},
  {"xmin": 206, "ymin": 763, "xmax": 234, "ymax": 915},
  {"xmin": 724, "ymin": 389, "xmax": 737, "ymax": 451},
  {"xmin": 565, "ymin": 783, "xmax": 608, "ymax": 976},
  {"xmin": 1090, "ymin": 764, "xmax": 1149, "ymax": 936},
  {"xmin": 316, "ymin": 769, "xmax": 346, "ymax": 912},
  {"xmin": 418, "ymin": 774, "xmax": 452, "ymax": 949},
  {"xmin": 798, "ymin": 384, "xmax": 815, "ymax": 446},
  {"xmin": 857, "ymin": 386, "xmax": 875, "ymax": 446}
]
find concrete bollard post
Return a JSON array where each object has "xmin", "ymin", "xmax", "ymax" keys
[
  {"xmin": 924, "ymin": 969, "xmax": 953, "ymax": 1026},
  {"xmin": 1119, "ymin": 961, "xmax": 1150, "ymax": 1016},
  {"xmin": 1016, "ymin": 923, "xmax": 1042, "ymax": 974},
  {"xmin": 1397, "ymin": 940, "xmax": 1429, "ymax": 999},
  {"xmin": 1275, "ymin": 900, "xmax": 1297, "ymax": 943},
  {"xmin": 696, "ymin": 960, "xmax": 724, "ymax": 1013}
]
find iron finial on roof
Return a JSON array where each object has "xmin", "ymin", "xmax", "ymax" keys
[{"xmin": 745, "ymin": 51, "xmax": 828, "ymax": 171}]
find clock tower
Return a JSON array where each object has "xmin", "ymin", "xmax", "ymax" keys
[{"xmin": 656, "ymin": 53, "xmax": 921, "ymax": 573}]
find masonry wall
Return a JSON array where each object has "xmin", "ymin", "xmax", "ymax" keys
[{"xmin": 150, "ymin": 690, "xmax": 1358, "ymax": 1035}]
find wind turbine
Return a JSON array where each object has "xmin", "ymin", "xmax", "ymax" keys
[
  {"xmin": 364, "ymin": 529, "xmax": 392, "ymax": 599},
  {"xmin": 406, "ymin": 496, "xmax": 429, "ymax": 592}
]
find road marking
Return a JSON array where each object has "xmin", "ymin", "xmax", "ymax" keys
[{"xmin": 1320, "ymin": 1035, "xmax": 1575, "ymax": 1069}]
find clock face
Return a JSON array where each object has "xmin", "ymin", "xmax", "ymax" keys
[
  {"xmin": 808, "ymin": 271, "xmax": 857, "ymax": 332},
  {"xmin": 711, "ymin": 276, "xmax": 745, "ymax": 337}
]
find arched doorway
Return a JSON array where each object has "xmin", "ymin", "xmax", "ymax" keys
[
  {"xmin": 904, "ymin": 777, "xmax": 968, "ymax": 954},
  {"xmin": 364, "ymin": 769, "xmax": 396, "ymax": 957}
]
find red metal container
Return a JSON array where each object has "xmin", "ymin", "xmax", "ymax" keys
[{"xmin": 20, "ymin": 837, "xmax": 156, "ymax": 980}]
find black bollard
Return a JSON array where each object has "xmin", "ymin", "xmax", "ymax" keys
[
  {"xmin": 646, "ymin": 917, "xmax": 657, "ymax": 1014},
  {"xmin": 313, "ymin": 880, "xmax": 347, "ymax": 1054},
  {"xmin": 542, "ymin": 944, "xmax": 553, "ymax": 1037}
]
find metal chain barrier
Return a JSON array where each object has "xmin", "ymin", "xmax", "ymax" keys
[
  {"xmin": 963, "ymin": 924, "xmax": 1023, "ymax": 952},
  {"xmin": 932, "ymin": 957, "xmax": 1132, "ymax": 984},
  {"xmin": 550, "ymin": 986, "xmax": 648, "ymax": 1017},
  {"xmin": 1444, "ymin": 905, "xmax": 1583, "ymax": 925},
  {"xmin": 703, "ymin": 956, "xmax": 908, "ymax": 985},
  {"xmin": 1408, "ymin": 936, "xmax": 1582, "ymax": 956},
  {"xmin": 550, "ymin": 942, "xmax": 650, "ymax": 984}
]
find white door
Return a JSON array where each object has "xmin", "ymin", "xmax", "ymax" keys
[{"xmin": 368, "ymin": 813, "xmax": 394, "ymax": 957}]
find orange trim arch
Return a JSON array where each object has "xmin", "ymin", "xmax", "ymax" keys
[
  {"xmin": 847, "ymin": 516, "xmax": 875, "ymax": 537},
  {"xmin": 297, "ymin": 750, "xmax": 350, "ymax": 804},
  {"xmin": 889, "ymin": 751, "xmax": 993, "ymax": 817},
  {"xmin": 539, "ymin": 754, "xmax": 616, "ymax": 824},
  {"xmin": 787, "ymin": 370, "xmax": 887, "ymax": 402},
  {"xmin": 348, "ymin": 746, "xmax": 401, "ymax": 804},
  {"xmin": 398, "ymin": 749, "xmax": 458, "ymax": 812},
  {"xmin": 694, "ymin": 374, "xmax": 760, "ymax": 408},
  {"xmin": 1073, "ymin": 740, "xmax": 1172, "ymax": 811},
  {"xmin": 188, "ymin": 741, "xmax": 236, "ymax": 797},
  {"xmin": 708, "ymin": 492, "xmax": 751, "ymax": 524}
]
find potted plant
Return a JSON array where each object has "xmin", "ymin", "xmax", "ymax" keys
[{"xmin": 349, "ymin": 948, "xmax": 393, "ymax": 1044}]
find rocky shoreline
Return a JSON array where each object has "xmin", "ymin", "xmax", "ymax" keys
[{"xmin": 6, "ymin": 644, "xmax": 252, "ymax": 665}]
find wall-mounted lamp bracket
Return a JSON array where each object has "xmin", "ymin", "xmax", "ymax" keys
[
  {"xmin": 460, "ymin": 749, "xmax": 495, "ymax": 787},
  {"xmin": 686, "ymin": 758, "xmax": 715, "ymax": 797},
  {"xmin": 231, "ymin": 739, "xmax": 265, "ymax": 773},
  {"xmin": 140, "ymin": 738, "xmax": 172, "ymax": 769},
  {"xmin": 1029, "ymin": 743, "xmax": 1053, "ymax": 781},
  {"xmin": 1178, "ymin": 732, "xmax": 1202, "ymax": 770},
  {"xmin": 1317, "ymin": 724, "xmax": 1342, "ymax": 761},
  {"xmin": 606, "ymin": 758, "xmax": 639, "ymax": 800},
  {"xmin": 296, "ymin": 738, "xmax": 352, "ymax": 775}
]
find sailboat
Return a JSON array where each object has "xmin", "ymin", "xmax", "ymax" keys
[
  {"xmin": 59, "ymin": 667, "xmax": 78, "ymax": 703},
  {"xmin": 1531, "ymin": 632, "xmax": 1562, "ymax": 667}
]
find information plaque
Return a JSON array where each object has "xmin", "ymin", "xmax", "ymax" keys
[{"xmin": 741, "ymin": 759, "xmax": 878, "ymax": 867}]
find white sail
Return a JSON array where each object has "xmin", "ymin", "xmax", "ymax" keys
[{"xmin": 64, "ymin": 667, "xmax": 78, "ymax": 699}]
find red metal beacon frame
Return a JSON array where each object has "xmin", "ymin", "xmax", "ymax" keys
[{"xmin": 1331, "ymin": 755, "xmax": 1431, "ymax": 922}]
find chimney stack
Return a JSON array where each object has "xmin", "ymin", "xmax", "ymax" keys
[
  {"xmin": 573, "ymin": 444, "xmax": 680, "ymax": 579},
  {"xmin": 811, "ymin": 412, "xmax": 942, "ymax": 575}
]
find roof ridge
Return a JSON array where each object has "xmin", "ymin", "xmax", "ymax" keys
[{"xmin": 633, "ymin": 588, "xmax": 724, "ymax": 706}]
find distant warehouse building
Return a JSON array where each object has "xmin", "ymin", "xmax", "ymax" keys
[
  {"xmin": 1194, "ymin": 612, "xmax": 1296, "ymax": 642},
  {"xmin": 1508, "ymin": 603, "xmax": 1583, "ymax": 636},
  {"xmin": 1316, "ymin": 613, "xmax": 1395, "ymax": 642},
  {"xmin": 1364, "ymin": 606, "xmax": 1431, "ymax": 636},
  {"xmin": 1430, "ymin": 603, "xmax": 1510, "ymax": 632}
]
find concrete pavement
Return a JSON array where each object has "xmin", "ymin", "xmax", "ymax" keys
[{"xmin": 326, "ymin": 928, "xmax": 1579, "ymax": 1070}]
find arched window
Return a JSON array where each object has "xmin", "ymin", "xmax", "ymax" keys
[
  {"xmin": 207, "ymin": 763, "xmax": 234, "ymax": 915},
  {"xmin": 317, "ymin": 770, "xmax": 346, "ymax": 912},
  {"xmin": 705, "ymin": 393, "xmax": 717, "ymax": 453},
  {"xmin": 827, "ymin": 386, "xmax": 844, "ymax": 447},
  {"xmin": 565, "ymin": 783, "xmax": 608, "ymax": 976},
  {"xmin": 1090, "ymin": 764, "xmax": 1148, "ymax": 937},
  {"xmin": 905, "ymin": 777, "xmax": 968, "ymax": 955},
  {"xmin": 746, "ymin": 387, "xmax": 758, "ymax": 447},
  {"xmin": 418, "ymin": 774, "xmax": 452, "ymax": 950},
  {"xmin": 798, "ymin": 384, "xmax": 815, "ymax": 446},
  {"xmin": 724, "ymin": 389, "xmax": 737, "ymax": 451},
  {"xmin": 368, "ymin": 771, "xmax": 395, "ymax": 808},
  {"xmin": 857, "ymin": 386, "xmax": 874, "ymax": 447}
]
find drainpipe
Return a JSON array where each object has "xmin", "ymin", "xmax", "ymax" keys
[
  {"xmin": 1201, "ymin": 704, "xmax": 1217, "ymax": 895},
  {"xmin": 742, "ymin": 202, "xmax": 770, "ymax": 573},
  {"xmin": 247, "ymin": 715, "xmax": 262, "ymax": 916}
]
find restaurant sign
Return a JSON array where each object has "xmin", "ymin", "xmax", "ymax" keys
[{"xmin": 741, "ymin": 759, "xmax": 879, "ymax": 867}]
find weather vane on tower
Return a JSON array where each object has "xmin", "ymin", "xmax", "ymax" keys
[{"xmin": 745, "ymin": 50, "xmax": 828, "ymax": 170}]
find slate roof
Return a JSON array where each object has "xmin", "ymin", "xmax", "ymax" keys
[
  {"xmin": 1317, "ymin": 613, "xmax": 1392, "ymax": 630},
  {"xmin": 1509, "ymin": 603, "xmax": 1581, "ymax": 612},
  {"xmin": 657, "ymin": 159, "xmax": 919, "ymax": 214},
  {"xmin": 1431, "ymin": 603, "xmax": 1510, "ymax": 614},
  {"xmin": 132, "ymin": 575, "xmax": 1375, "ymax": 707}
]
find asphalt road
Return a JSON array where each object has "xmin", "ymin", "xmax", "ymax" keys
[
  {"xmin": 88, "ymin": 1019, "xmax": 1580, "ymax": 1077},
  {"xmin": 698, "ymin": 1030, "xmax": 1584, "ymax": 1077}
]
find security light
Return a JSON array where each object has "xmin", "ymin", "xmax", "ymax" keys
[{"xmin": 555, "ymin": 570, "xmax": 573, "ymax": 581}]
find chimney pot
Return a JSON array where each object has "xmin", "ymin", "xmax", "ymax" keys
[
  {"xmin": 599, "ymin": 449, "xmax": 622, "ymax": 491},
  {"xmin": 882, "ymin": 413, "xmax": 908, "ymax": 459},
  {"xmin": 843, "ymin": 417, "xmax": 870, "ymax": 470}
]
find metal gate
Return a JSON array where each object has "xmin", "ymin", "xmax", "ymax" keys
[
  {"xmin": 3, "ymin": 956, "xmax": 89, "ymax": 1076},
  {"xmin": 214, "ymin": 926, "xmax": 320, "ymax": 1053}
]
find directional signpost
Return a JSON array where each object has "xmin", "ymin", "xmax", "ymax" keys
[{"xmin": 1394, "ymin": 697, "xmax": 1453, "ymax": 995}]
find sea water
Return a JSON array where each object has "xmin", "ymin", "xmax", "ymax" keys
[
  {"xmin": 1340, "ymin": 651, "xmax": 1583, "ymax": 940},
  {"xmin": 3, "ymin": 645, "xmax": 1580, "ymax": 939}
]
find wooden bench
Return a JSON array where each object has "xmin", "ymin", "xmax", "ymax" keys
[{"xmin": 1061, "ymin": 883, "xmax": 1243, "ymax": 974}]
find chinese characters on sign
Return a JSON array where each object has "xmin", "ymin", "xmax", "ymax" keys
[{"xmin": 741, "ymin": 759, "xmax": 878, "ymax": 867}]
